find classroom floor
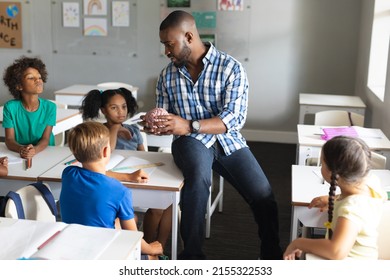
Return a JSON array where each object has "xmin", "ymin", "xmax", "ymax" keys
[{"xmin": 161, "ymin": 141, "xmax": 297, "ymax": 260}]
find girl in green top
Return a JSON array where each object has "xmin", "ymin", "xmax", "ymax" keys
[{"xmin": 2, "ymin": 56, "xmax": 56, "ymax": 160}]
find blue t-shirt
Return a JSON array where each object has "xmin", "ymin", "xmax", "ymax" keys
[
  {"xmin": 60, "ymin": 166, "xmax": 134, "ymax": 229},
  {"xmin": 2, "ymin": 98, "xmax": 56, "ymax": 146},
  {"xmin": 115, "ymin": 123, "xmax": 143, "ymax": 150}
]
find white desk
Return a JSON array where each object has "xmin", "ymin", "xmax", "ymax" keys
[
  {"xmin": 297, "ymin": 124, "xmax": 390, "ymax": 168},
  {"xmin": 38, "ymin": 149, "xmax": 184, "ymax": 260},
  {"xmin": 0, "ymin": 144, "xmax": 73, "ymax": 196},
  {"xmin": 0, "ymin": 217, "xmax": 142, "ymax": 260},
  {"xmin": 299, "ymin": 93, "xmax": 366, "ymax": 124},
  {"xmin": 0, "ymin": 107, "xmax": 82, "ymax": 138},
  {"xmin": 55, "ymin": 84, "xmax": 139, "ymax": 107},
  {"xmin": 290, "ymin": 165, "xmax": 390, "ymax": 241}
]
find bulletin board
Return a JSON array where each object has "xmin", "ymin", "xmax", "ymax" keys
[
  {"xmin": 51, "ymin": 0, "xmax": 137, "ymax": 56},
  {"xmin": 159, "ymin": 0, "xmax": 251, "ymax": 61},
  {"xmin": 0, "ymin": 0, "xmax": 32, "ymax": 54}
]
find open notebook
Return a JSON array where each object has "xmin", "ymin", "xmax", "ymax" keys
[
  {"xmin": 0, "ymin": 219, "xmax": 125, "ymax": 260},
  {"xmin": 67, "ymin": 153, "xmax": 163, "ymax": 175}
]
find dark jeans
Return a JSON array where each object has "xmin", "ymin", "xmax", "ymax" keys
[{"xmin": 172, "ymin": 136, "xmax": 282, "ymax": 260}]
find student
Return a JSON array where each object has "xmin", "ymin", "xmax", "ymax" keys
[
  {"xmin": 0, "ymin": 157, "xmax": 8, "ymax": 176},
  {"xmin": 2, "ymin": 56, "xmax": 56, "ymax": 159},
  {"xmin": 284, "ymin": 136, "xmax": 387, "ymax": 260},
  {"xmin": 143, "ymin": 10, "xmax": 282, "ymax": 259},
  {"xmin": 80, "ymin": 88, "xmax": 172, "ymax": 249},
  {"xmin": 60, "ymin": 122, "xmax": 163, "ymax": 260}
]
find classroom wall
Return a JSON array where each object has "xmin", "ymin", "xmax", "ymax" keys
[{"xmin": 0, "ymin": 0, "xmax": 364, "ymax": 143}]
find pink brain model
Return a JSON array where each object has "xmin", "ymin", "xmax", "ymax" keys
[{"xmin": 144, "ymin": 108, "xmax": 168, "ymax": 128}]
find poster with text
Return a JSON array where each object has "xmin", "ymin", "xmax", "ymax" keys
[{"xmin": 0, "ymin": 2, "xmax": 22, "ymax": 48}]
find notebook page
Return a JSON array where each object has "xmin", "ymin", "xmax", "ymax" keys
[
  {"xmin": 31, "ymin": 224, "xmax": 120, "ymax": 260},
  {"xmin": 106, "ymin": 154, "xmax": 125, "ymax": 171},
  {"xmin": 0, "ymin": 153, "xmax": 23, "ymax": 165},
  {"xmin": 110, "ymin": 156, "xmax": 157, "ymax": 175},
  {"xmin": 0, "ymin": 219, "xmax": 67, "ymax": 259}
]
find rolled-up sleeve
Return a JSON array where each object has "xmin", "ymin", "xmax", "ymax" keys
[{"xmin": 219, "ymin": 63, "xmax": 248, "ymax": 132}]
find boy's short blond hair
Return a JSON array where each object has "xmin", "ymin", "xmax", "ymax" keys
[{"xmin": 67, "ymin": 121, "xmax": 110, "ymax": 163}]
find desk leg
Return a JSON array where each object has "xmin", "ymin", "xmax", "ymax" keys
[
  {"xmin": 298, "ymin": 106, "xmax": 305, "ymax": 124},
  {"xmin": 290, "ymin": 206, "xmax": 299, "ymax": 242},
  {"xmin": 171, "ymin": 192, "xmax": 179, "ymax": 260}
]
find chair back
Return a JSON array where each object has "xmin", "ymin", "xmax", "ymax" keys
[
  {"xmin": 4, "ymin": 183, "xmax": 57, "ymax": 222},
  {"xmin": 49, "ymin": 100, "xmax": 68, "ymax": 146},
  {"xmin": 314, "ymin": 110, "xmax": 364, "ymax": 127},
  {"xmin": 97, "ymin": 82, "xmax": 137, "ymax": 100},
  {"xmin": 371, "ymin": 152, "xmax": 387, "ymax": 169},
  {"xmin": 378, "ymin": 202, "xmax": 390, "ymax": 259},
  {"xmin": 140, "ymin": 131, "xmax": 148, "ymax": 152}
]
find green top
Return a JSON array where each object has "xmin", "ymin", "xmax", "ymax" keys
[{"xmin": 2, "ymin": 98, "xmax": 56, "ymax": 146}]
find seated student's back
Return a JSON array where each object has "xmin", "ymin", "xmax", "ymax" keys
[{"xmin": 60, "ymin": 165, "xmax": 134, "ymax": 228}]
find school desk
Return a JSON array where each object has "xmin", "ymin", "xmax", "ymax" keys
[
  {"xmin": 299, "ymin": 93, "xmax": 366, "ymax": 124},
  {"xmin": 0, "ymin": 107, "xmax": 82, "ymax": 138},
  {"xmin": 297, "ymin": 124, "xmax": 390, "ymax": 168},
  {"xmin": 54, "ymin": 84, "xmax": 139, "ymax": 107},
  {"xmin": 38, "ymin": 149, "xmax": 184, "ymax": 260},
  {"xmin": 0, "ymin": 217, "xmax": 142, "ymax": 260},
  {"xmin": 290, "ymin": 165, "xmax": 390, "ymax": 241},
  {"xmin": 0, "ymin": 143, "xmax": 72, "ymax": 195}
]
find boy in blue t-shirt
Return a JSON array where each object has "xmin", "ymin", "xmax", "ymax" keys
[{"xmin": 60, "ymin": 121, "xmax": 163, "ymax": 259}]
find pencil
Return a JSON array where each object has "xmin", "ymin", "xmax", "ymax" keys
[{"xmin": 64, "ymin": 158, "xmax": 78, "ymax": 165}]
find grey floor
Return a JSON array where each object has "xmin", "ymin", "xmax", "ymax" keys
[{"xmin": 162, "ymin": 141, "xmax": 296, "ymax": 260}]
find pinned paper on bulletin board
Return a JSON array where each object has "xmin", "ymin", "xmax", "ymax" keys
[{"xmin": 0, "ymin": 2, "xmax": 22, "ymax": 48}]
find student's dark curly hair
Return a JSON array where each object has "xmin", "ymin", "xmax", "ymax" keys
[
  {"xmin": 80, "ymin": 87, "xmax": 138, "ymax": 121},
  {"xmin": 3, "ymin": 56, "xmax": 48, "ymax": 99}
]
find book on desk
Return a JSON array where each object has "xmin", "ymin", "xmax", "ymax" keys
[
  {"xmin": 0, "ymin": 218, "xmax": 142, "ymax": 260},
  {"xmin": 65, "ymin": 153, "xmax": 164, "ymax": 175}
]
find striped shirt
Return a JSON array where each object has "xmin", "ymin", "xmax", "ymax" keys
[{"xmin": 156, "ymin": 43, "xmax": 249, "ymax": 156}]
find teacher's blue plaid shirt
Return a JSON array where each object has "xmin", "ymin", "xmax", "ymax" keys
[{"xmin": 156, "ymin": 43, "xmax": 249, "ymax": 156}]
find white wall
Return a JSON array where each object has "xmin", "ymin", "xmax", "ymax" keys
[{"xmin": 0, "ymin": 0, "xmax": 363, "ymax": 143}]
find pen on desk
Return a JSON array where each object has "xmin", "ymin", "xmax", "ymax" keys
[
  {"xmin": 37, "ymin": 230, "xmax": 61, "ymax": 250},
  {"xmin": 25, "ymin": 146, "xmax": 33, "ymax": 170},
  {"xmin": 64, "ymin": 158, "xmax": 78, "ymax": 165},
  {"xmin": 26, "ymin": 158, "xmax": 32, "ymax": 169}
]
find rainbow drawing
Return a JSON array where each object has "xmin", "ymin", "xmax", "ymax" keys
[{"xmin": 84, "ymin": 18, "xmax": 107, "ymax": 36}]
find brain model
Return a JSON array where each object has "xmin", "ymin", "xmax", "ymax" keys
[{"xmin": 144, "ymin": 107, "xmax": 168, "ymax": 128}]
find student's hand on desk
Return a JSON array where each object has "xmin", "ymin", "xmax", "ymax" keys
[
  {"xmin": 283, "ymin": 242, "xmax": 303, "ymax": 260},
  {"xmin": 130, "ymin": 169, "xmax": 149, "ymax": 183},
  {"xmin": 0, "ymin": 156, "xmax": 8, "ymax": 167},
  {"xmin": 19, "ymin": 144, "xmax": 35, "ymax": 159},
  {"xmin": 308, "ymin": 195, "xmax": 329, "ymax": 212}
]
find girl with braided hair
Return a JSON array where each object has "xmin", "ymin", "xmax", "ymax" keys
[{"xmin": 284, "ymin": 136, "xmax": 387, "ymax": 260}]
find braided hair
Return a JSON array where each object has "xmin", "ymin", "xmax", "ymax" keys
[
  {"xmin": 80, "ymin": 87, "xmax": 138, "ymax": 121},
  {"xmin": 321, "ymin": 136, "xmax": 371, "ymax": 239}
]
